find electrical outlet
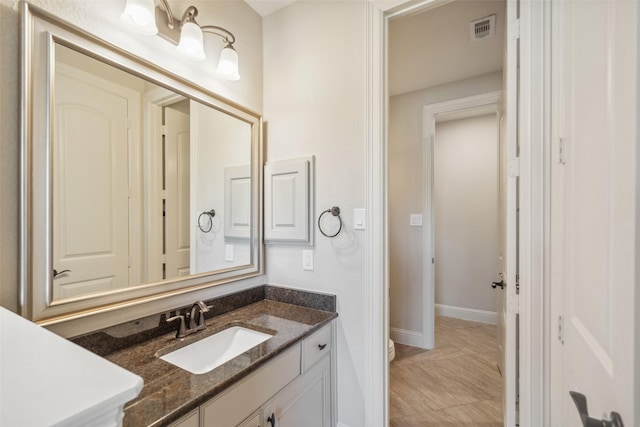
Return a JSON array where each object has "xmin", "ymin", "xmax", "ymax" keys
[
  {"xmin": 302, "ymin": 250, "xmax": 314, "ymax": 271},
  {"xmin": 410, "ymin": 214, "xmax": 423, "ymax": 227},
  {"xmin": 354, "ymin": 208, "xmax": 366, "ymax": 230}
]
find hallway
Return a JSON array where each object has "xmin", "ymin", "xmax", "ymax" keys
[{"xmin": 390, "ymin": 316, "xmax": 503, "ymax": 426}]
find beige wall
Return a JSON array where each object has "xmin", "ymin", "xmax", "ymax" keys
[
  {"xmin": 0, "ymin": 0, "xmax": 263, "ymax": 312},
  {"xmin": 388, "ymin": 0, "xmax": 505, "ymax": 96},
  {"xmin": 434, "ymin": 114, "xmax": 499, "ymax": 312},
  {"xmin": 388, "ymin": 72, "xmax": 502, "ymax": 333},
  {"xmin": 262, "ymin": 2, "xmax": 367, "ymax": 425}
]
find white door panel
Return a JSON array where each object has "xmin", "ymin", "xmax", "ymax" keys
[
  {"xmin": 164, "ymin": 106, "xmax": 191, "ymax": 279},
  {"xmin": 53, "ymin": 66, "xmax": 130, "ymax": 298},
  {"xmin": 551, "ymin": 0, "xmax": 637, "ymax": 424}
]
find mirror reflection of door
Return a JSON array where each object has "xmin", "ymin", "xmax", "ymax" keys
[
  {"xmin": 163, "ymin": 102, "xmax": 191, "ymax": 279},
  {"xmin": 53, "ymin": 63, "xmax": 140, "ymax": 299},
  {"xmin": 50, "ymin": 43, "xmax": 253, "ymax": 302}
]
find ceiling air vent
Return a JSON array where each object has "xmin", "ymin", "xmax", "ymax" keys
[{"xmin": 470, "ymin": 15, "xmax": 496, "ymax": 41}]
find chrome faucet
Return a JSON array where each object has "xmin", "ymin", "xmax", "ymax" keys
[{"xmin": 166, "ymin": 301, "xmax": 211, "ymax": 338}]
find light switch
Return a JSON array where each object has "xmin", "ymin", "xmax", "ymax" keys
[
  {"xmin": 354, "ymin": 208, "xmax": 366, "ymax": 230},
  {"xmin": 225, "ymin": 244, "xmax": 234, "ymax": 261},
  {"xmin": 410, "ymin": 214, "xmax": 423, "ymax": 227},
  {"xmin": 302, "ymin": 249, "xmax": 314, "ymax": 271}
]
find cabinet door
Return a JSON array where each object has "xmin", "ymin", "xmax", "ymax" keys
[
  {"xmin": 201, "ymin": 344, "xmax": 301, "ymax": 427},
  {"xmin": 263, "ymin": 356, "xmax": 330, "ymax": 427}
]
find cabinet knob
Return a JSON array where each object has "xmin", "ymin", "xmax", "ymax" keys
[{"xmin": 318, "ymin": 343, "xmax": 327, "ymax": 350}]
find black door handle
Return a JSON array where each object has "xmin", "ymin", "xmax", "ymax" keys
[
  {"xmin": 570, "ymin": 391, "xmax": 624, "ymax": 427},
  {"xmin": 267, "ymin": 413, "xmax": 275, "ymax": 427},
  {"xmin": 53, "ymin": 269, "xmax": 71, "ymax": 279},
  {"xmin": 491, "ymin": 280, "xmax": 504, "ymax": 289}
]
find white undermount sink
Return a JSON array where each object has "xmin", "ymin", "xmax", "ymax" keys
[{"xmin": 160, "ymin": 326, "xmax": 273, "ymax": 374}]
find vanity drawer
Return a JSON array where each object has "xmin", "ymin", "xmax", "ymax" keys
[
  {"xmin": 302, "ymin": 323, "xmax": 332, "ymax": 372},
  {"xmin": 201, "ymin": 343, "xmax": 301, "ymax": 427}
]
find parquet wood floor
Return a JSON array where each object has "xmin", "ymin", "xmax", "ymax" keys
[{"xmin": 389, "ymin": 316, "xmax": 503, "ymax": 427}]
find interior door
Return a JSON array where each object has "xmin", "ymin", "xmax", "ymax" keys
[
  {"xmin": 164, "ymin": 105, "xmax": 191, "ymax": 278},
  {"xmin": 497, "ymin": 0, "xmax": 519, "ymax": 425},
  {"xmin": 550, "ymin": 0, "xmax": 637, "ymax": 425},
  {"xmin": 53, "ymin": 65, "xmax": 130, "ymax": 298}
]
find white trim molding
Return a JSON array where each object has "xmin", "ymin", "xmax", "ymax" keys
[
  {"xmin": 390, "ymin": 327, "xmax": 425, "ymax": 347},
  {"xmin": 435, "ymin": 304, "xmax": 497, "ymax": 325},
  {"xmin": 364, "ymin": 2, "xmax": 389, "ymax": 427},
  {"xmin": 517, "ymin": 0, "xmax": 548, "ymax": 425}
]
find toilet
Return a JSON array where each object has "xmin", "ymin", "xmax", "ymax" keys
[{"xmin": 388, "ymin": 339, "xmax": 396, "ymax": 362}]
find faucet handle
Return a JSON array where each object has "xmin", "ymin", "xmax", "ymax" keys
[
  {"xmin": 166, "ymin": 314, "xmax": 187, "ymax": 338},
  {"xmin": 187, "ymin": 301, "xmax": 211, "ymax": 331},
  {"xmin": 196, "ymin": 301, "xmax": 210, "ymax": 312}
]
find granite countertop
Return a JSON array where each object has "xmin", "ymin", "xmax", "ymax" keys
[{"xmin": 74, "ymin": 286, "xmax": 337, "ymax": 427}]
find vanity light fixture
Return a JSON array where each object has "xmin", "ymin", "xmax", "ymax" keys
[{"xmin": 121, "ymin": 0, "xmax": 240, "ymax": 80}]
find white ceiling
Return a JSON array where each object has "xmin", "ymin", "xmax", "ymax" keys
[
  {"xmin": 389, "ymin": 0, "xmax": 505, "ymax": 96},
  {"xmin": 244, "ymin": 0, "xmax": 296, "ymax": 17}
]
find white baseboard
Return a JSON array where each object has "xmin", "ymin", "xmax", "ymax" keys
[
  {"xmin": 435, "ymin": 303, "xmax": 497, "ymax": 324},
  {"xmin": 389, "ymin": 327, "xmax": 424, "ymax": 347}
]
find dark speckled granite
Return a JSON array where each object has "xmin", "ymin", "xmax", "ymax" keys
[
  {"xmin": 72, "ymin": 285, "xmax": 337, "ymax": 427},
  {"xmin": 265, "ymin": 285, "xmax": 336, "ymax": 312}
]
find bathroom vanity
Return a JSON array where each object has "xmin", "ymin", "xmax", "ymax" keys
[
  {"xmin": 73, "ymin": 286, "xmax": 337, "ymax": 427},
  {"xmin": 173, "ymin": 322, "xmax": 333, "ymax": 427}
]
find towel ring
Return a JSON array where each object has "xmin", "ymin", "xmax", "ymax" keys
[
  {"xmin": 318, "ymin": 206, "xmax": 342, "ymax": 238},
  {"xmin": 197, "ymin": 209, "xmax": 216, "ymax": 233}
]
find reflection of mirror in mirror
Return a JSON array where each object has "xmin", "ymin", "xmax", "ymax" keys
[{"xmin": 52, "ymin": 44, "xmax": 251, "ymax": 300}]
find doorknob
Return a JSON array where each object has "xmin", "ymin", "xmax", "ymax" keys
[
  {"xmin": 491, "ymin": 280, "xmax": 504, "ymax": 289},
  {"xmin": 570, "ymin": 391, "xmax": 624, "ymax": 427},
  {"xmin": 53, "ymin": 269, "xmax": 71, "ymax": 279}
]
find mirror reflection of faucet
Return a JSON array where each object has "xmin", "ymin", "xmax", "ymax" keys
[{"xmin": 167, "ymin": 301, "xmax": 212, "ymax": 338}]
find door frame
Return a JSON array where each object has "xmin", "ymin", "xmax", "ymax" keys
[
  {"xmin": 421, "ymin": 91, "xmax": 502, "ymax": 350},
  {"xmin": 364, "ymin": 0, "xmax": 547, "ymax": 426},
  {"xmin": 142, "ymin": 88, "xmax": 186, "ymax": 283}
]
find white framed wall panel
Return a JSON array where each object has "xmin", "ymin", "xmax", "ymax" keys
[
  {"xmin": 224, "ymin": 165, "xmax": 252, "ymax": 240},
  {"xmin": 264, "ymin": 156, "xmax": 314, "ymax": 244}
]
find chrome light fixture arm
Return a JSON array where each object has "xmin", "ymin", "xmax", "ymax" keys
[
  {"xmin": 201, "ymin": 25, "xmax": 236, "ymax": 45},
  {"xmin": 157, "ymin": 0, "xmax": 176, "ymax": 30}
]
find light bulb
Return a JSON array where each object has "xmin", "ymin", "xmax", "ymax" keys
[
  {"xmin": 216, "ymin": 45, "xmax": 240, "ymax": 81},
  {"xmin": 177, "ymin": 21, "xmax": 206, "ymax": 61},
  {"xmin": 121, "ymin": 0, "xmax": 158, "ymax": 35}
]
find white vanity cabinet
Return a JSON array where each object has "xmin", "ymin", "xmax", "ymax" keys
[
  {"xmin": 188, "ymin": 321, "xmax": 334, "ymax": 427},
  {"xmin": 262, "ymin": 355, "xmax": 332, "ymax": 427}
]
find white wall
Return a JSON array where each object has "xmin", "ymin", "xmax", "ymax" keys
[
  {"xmin": 388, "ymin": 72, "xmax": 502, "ymax": 333},
  {"xmin": 434, "ymin": 114, "xmax": 498, "ymax": 312},
  {"xmin": 0, "ymin": 0, "xmax": 263, "ymax": 311},
  {"xmin": 191, "ymin": 101, "xmax": 251, "ymax": 272},
  {"xmin": 262, "ymin": 2, "xmax": 367, "ymax": 426}
]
